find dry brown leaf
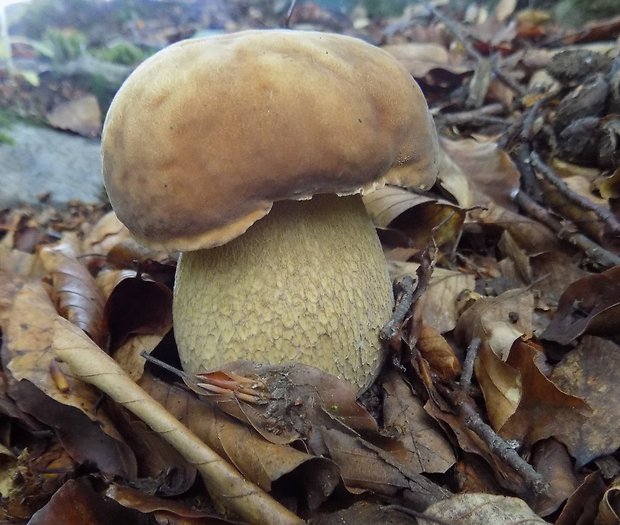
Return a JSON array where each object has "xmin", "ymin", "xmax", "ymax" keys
[
  {"xmin": 597, "ymin": 475, "xmax": 620, "ymax": 525},
  {"xmin": 475, "ymin": 343, "xmax": 521, "ymax": 432},
  {"xmin": 541, "ymin": 266, "xmax": 620, "ymax": 344},
  {"xmin": 436, "ymin": 145, "xmax": 474, "ymax": 208},
  {"xmin": 39, "ymin": 236, "xmax": 106, "ymax": 347},
  {"xmin": 310, "ymin": 500, "xmax": 414, "ymax": 525},
  {"xmin": 552, "ymin": 336, "xmax": 620, "ymax": 467},
  {"xmin": 528, "ymin": 439, "xmax": 580, "ymax": 517},
  {"xmin": 424, "ymin": 398, "xmax": 527, "ymax": 495},
  {"xmin": 363, "ymin": 186, "xmax": 465, "ymax": 254},
  {"xmin": 417, "ymin": 321, "xmax": 462, "ymax": 380},
  {"xmin": 4, "ymin": 281, "xmax": 136, "ymax": 477},
  {"xmin": 81, "ymin": 210, "xmax": 131, "ymax": 256},
  {"xmin": 499, "ymin": 339, "xmax": 591, "ymax": 446},
  {"xmin": 455, "ymin": 288, "xmax": 534, "ymax": 360},
  {"xmin": 388, "ymin": 260, "xmax": 475, "ymax": 334},
  {"xmin": 105, "ymin": 484, "xmax": 228, "ymax": 522},
  {"xmin": 382, "ymin": 42, "xmax": 469, "ymax": 78},
  {"xmin": 472, "ymin": 201, "xmax": 561, "ymax": 254},
  {"xmin": 441, "ymin": 137, "xmax": 520, "ymax": 210},
  {"xmin": 27, "ymin": 478, "xmax": 142, "ymax": 525},
  {"xmin": 418, "ymin": 493, "xmax": 546, "ymax": 524},
  {"xmin": 318, "ymin": 426, "xmax": 449, "ymax": 503},
  {"xmin": 142, "ymin": 373, "xmax": 340, "ymax": 509},
  {"xmin": 201, "ymin": 361, "xmax": 378, "ymax": 446},
  {"xmin": 45, "ymin": 95, "xmax": 101, "ymax": 137},
  {"xmin": 382, "ymin": 371, "xmax": 456, "ymax": 474},
  {"xmin": 52, "ymin": 317, "xmax": 303, "ymax": 524},
  {"xmin": 103, "ymin": 276, "xmax": 172, "ymax": 351},
  {"xmin": 555, "ymin": 472, "xmax": 607, "ymax": 525}
]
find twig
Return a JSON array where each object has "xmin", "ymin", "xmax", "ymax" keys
[
  {"xmin": 514, "ymin": 143, "xmax": 544, "ymax": 204},
  {"xmin": 530, "ymin": 151, "xmax": 620, "ymax": 237},
  {"xmin": 514, "ymin": 189, "xmax": 620, "ymax": 268},
  {"xmin": 435, "ymin": 103, "xmax": 507, "ymax": 126},
  {"xmin": 380, "ymin": 275, "xmax": 417, "ymax": 344},
  {"xmin": 459, "ymin": 337, "xmax": 480, "ymax": 391},
  {"xmin": 456, "ymin": 399, "xmax": 549, "ymax": 496},
  {"xmin": 442, "ymin": 341, "xmax": 550, "ymax": 497},
  {"xmin": 424, "ymin": 3, "xmax": 526, "ymax": 96},
  {"xmin": 283, "ymin": 0, "xmax": 298, "ymax": 28}
]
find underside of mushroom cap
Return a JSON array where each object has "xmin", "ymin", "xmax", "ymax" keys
[{"xmin": 102, "ymin": 30, "xmax": 439, "ymax": 251}]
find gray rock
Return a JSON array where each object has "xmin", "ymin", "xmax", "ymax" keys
[{"xmin": 0, "ymin": 122, "xmax": 103, "ymax": 207}]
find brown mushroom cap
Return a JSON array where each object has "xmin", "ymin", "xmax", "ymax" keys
[{"xmin": 102, "ymin": 30, "xmax": 439, "ymax": 251}]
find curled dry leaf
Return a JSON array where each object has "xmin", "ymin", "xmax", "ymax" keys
[
  {"xmin": 417, "ymin": 321, "xmax": 462, "ymax": 380},
  {"xmin": 475, "ymin": 343, "xmax": 521, "ymax": 432},
  {"xmin": 555, "ymin": 472, "xmax": 607, "ymax": 525},
  {"xmin": 4, "ymin": 281, "xmax": 136, "ymax": 477},
  {"xmin": 551, "ymin": 336, "xmax": 620, "ymax": 467},
  {"xmin": 105, "ymin": 484, "xmax": 227, "ymax": 522},
  {"xmin": 541, "ymin": 266, "xmax": 620, "ymax": 344},
  {"xmin": 39, "ymin": 237, "xmax": 106, "ymax": 347},
  {"xmin": 381, "ymin": 370, "xmax": 456, "ymax": 474},
  {"xmin": 441, "ymin": 137, "xmax": 520, "ymax": 211},
  {"xmin": 597, "ymin": 475, "xmax": 620, "ymax": 525},
  {"xmin": 436, "ymin": 145, "xmax": 473, "ymax": 208},
  {"xmin": 103, "ymin": 276, "xmax": 173, "ymax": 351},
  {"xmin": 363, "ymin": 186, "xmax": 465, "ymax": 255},
  {"xmin": 499, "ymin": 339, "xmax": 591, "ymax": 446},
  {"xmin": 418, "ymin": 493, "xmax": 546, "ymax": 525}
]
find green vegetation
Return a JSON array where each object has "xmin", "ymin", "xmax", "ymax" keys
[
  {"xmin": 92, "ymin": 42, "xmax": 149, "ymax": 66},
  {"xmin": 554, "ymin": 0, "xmax": 620, "ymax": 26},
  {"xmin": 0, "ymin": 108, "xmax": 16, "ymax": 145},
  {"xmin": 44, "ymin": 28, "xmax": 85, "ymax": 63}
]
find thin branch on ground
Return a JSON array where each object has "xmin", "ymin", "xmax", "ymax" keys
[
  {"xmin": 437, "ymin": 338, "xmax": 550, "ymax": 497},
  {"xmin": 380, "ymin": 275, "xmax": 417, "ymax": 344},
  {"xmin": 514, "ymin": 189, "xmax": 620, "ymax": 268},
  {"xmin": 529, "ymin": 151, "xmax": 620, "ymax": 237},
  {"xmin": 459, "ymin": 337, "xmax": 481, "ymax": 391},
  {"xmin": 435, "ymin": 103, "xmax": 507, "ymax": 126},
  {"xmin": 456, "ymin": 399, "xmax": 550, "ymax": 496}
]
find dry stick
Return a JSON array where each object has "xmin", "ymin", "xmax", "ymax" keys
[
  {"xmin": 52, "ymin": 317, "xmax": 303, "ymax": 525},
  {"xmin": 450, "ymin": 339, "xmax": 549, "ymax": 497},
  {"xmin": 514, "ymin": 189, "xmax": 620, "ymax": 268},
  {"xmin": 457, "ymin": 400, "xmax": 549, "ymax": 496},
  {"xmin": 380, "ymin": 274, "xmax": 417, "ymax": 344},
  {"xmin": 424, "ymin": 2, "xmax": 526, "ymax": 97},
  {"xmin": 435, "ymin": 103, "xmax": 507, "ymax": 126},
  {"xmin": 530, "ymin": 151, "xmax": 620, "ymax": 237},
  {"xmin": 459, "ymin": 337, "xmax": 480, "ymax": 391}
]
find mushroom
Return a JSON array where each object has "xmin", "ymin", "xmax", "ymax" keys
[{"xmin": 102, "ymin": 30, "xmax": 439, "ymax": 390}]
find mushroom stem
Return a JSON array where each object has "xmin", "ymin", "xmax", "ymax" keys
[{"xmin": 173, "ymin": 194, "xmax": 394, "ymax": 389}]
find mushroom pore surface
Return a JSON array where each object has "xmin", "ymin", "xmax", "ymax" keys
[{"xmin": 173, "ymin": 194, "xmax": 393, "ymax": 389}]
